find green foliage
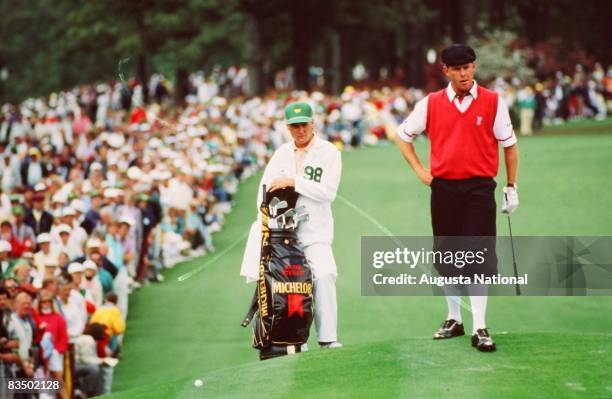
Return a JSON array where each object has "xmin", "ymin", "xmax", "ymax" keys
[
  {"xmin": 469, "ymin": 30, "xmax": 535, "ymax": 83},
  {"xmin": 0, "ymin": 0, "xmax": 609, "ymax": 101}
]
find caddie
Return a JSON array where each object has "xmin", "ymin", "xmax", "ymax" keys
[{"xmin": 240, "ymin": 101, "xmax": 343, "ymax": 349}]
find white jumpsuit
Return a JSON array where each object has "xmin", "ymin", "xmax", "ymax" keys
[{"xmin": 240, "ymin": 134, "xmax": 342, "ymax": 342}]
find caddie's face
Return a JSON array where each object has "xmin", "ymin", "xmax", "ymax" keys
[
  {"xmin": 288, "ymin": 122, "xmax": 314, "ymax": 148},
  {"xmin": 443, "ymin": 62, "xmax": 476, "ymax": 94}
]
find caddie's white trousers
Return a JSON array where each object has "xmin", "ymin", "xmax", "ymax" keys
[{"xmin": 304, "ymin": 243, "xmax": 338, "ymax": 343}]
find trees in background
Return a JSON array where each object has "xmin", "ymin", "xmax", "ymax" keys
[{"xmin": 0, "ymin": 0, "xmax": 609, "ymax": 102}]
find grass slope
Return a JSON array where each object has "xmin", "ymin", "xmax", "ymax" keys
[{"xmin": 110, "ymin": 128, "xmax": 612, "ymax": 398}]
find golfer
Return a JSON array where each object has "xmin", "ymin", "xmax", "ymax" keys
[
  {"xmin": 241, "ymin": 101, "xmax": 343, "ymax": 349},
  {"xmin": 396, "ymin": 44, "xmax": 519, "ymax": 351}
]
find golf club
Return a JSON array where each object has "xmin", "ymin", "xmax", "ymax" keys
[{"xmin": 507, "ymin": 216, "xmax": 521, "ymax": 296}]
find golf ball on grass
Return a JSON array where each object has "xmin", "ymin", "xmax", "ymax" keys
[{"xmin": 194, "ymin": 379, "xmax": 204, "ymax": 388}]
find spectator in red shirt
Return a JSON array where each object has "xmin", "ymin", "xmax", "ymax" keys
[{"xmin": 34, "ymin": 290, "xmax": 68, "ymax": 398}]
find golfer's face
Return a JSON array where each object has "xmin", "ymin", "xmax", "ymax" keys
[
  {"xmin": 288, "ymin": 122, "xmax": 314, "ymax": 148},
  {"xmin": 444, "ymin": 62, "xmax": 476, "ymax": 93}
]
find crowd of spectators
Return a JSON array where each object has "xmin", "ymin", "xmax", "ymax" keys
[
  {"xmin": 0, "ymin": 61, "xmax": 609, "ymax": 397},
  {"xmin": 494, "ymin": 63, "xmax": 611, "ymax": 136}
]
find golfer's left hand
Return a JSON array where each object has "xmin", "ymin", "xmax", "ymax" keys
[
  {"xmin": 501, "ymin": 186, "xmax": 519, "ymax": 215},
  {"xmin": 269, "ymin": 177, "xmax": 295, "ymax": 192}
]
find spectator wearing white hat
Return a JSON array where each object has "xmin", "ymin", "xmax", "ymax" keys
[
  {"xmin": 88, "ymin": 161, "xmax": 105, "ymax": 179},
  {"xmin": 11, "ymin": 260, "xmax": 33, "ymax": 288},
  {"xmin": 74, "ymin": 237, "xmax": 118, "ymax": 281},
  {"xmin": 62, "ymin": 207, "xmax": 87, "ymax": 259},
  {"xmin": 20, "ymin": 147, "xmax": 44, "ymax": 187},
  {"xmin": 33, "ymin": 258, "xmax": 61, "ymax": 289},
  {"xmin": 50, "ymin": 193, "xmax": 66, "ymax": 212},
  {"xmin": 0, "ymin": 240, "xmax": 14, "ymax": 278},
  {"xmin": 81, "ymin": 260, "xmax": 103, "ymax": 309},
  {"xmin": 52, "ymin": 223, "xmax": 72, "ymax": 255},
  {"xmin": 70, "ymin": 199, "xmax": 88, "ymax": 217},
  {"xmin": 167, "ymin": 169, "xmax": 194, "ymax": 211},
  {"xmin": 1, "ymin": 150, "xmax": 22, "ymax": 191},
  {"xmin": 33, "ymin": 233, "xmax": 58, "ymax": 274},
  {"xmin": 91, "ymin": 252, "xmax": 114, "ymax": 297},
  {"xmin": 56, "ymin": 272, "xmax": 87, "ymax": 343},
  {"xmin": 116, "ymin": 194, "xmax": 143, "ymax": 260}
]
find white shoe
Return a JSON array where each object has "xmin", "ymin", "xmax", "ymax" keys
[
  {"xmin": 319, "ymin": 341, "xmax": 343, "ymax": 349},
  {"xmin": 300, "ymin": 343, "xmax": 309, "ymax": 352}
]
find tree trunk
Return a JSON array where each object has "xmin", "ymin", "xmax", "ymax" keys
[
  {"xmin": 243, "ymin": 10, "xmax": 264, "ymax": 96},
  {"xmin": 450, "ymin": 0, "xmax": 465, "ymax": 43},
  {"xmin": 339, "ymin": 26, "xmax": 354, "ymax": 90},
  {"xmin": 137, "ymin": 53, "xmax": 149, "ymax": 104},
  {"xmin": 289, "ymin": 3, "xmax": 313, "ymax": 90},
  {"xmin": 404, "ymin": 23, "xmax": 425, "ymax": 88},
  {"xmin": 324, "ymin": 29, "xmax": 341, "ymax": 94},
  {"xmin": 175, "ymin": 67, "xmax": 189, "ymax": 107}
]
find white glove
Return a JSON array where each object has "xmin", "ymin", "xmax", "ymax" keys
[{"xmin": 501, "ymin": 185, "xmax": 519, "ymax": 215}]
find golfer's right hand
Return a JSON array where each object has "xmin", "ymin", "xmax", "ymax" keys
[
  {"xmin": 417, "ymin": 169, "xmax": 433, "ymax": 186},
  {"xmin": 501, "ymin": 186, "xmax": 519, "ymax": 215}
]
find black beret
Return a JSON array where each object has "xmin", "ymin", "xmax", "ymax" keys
[{"xmin": 441, "ymin": 44, "xmax": 476, "ymax": 66}]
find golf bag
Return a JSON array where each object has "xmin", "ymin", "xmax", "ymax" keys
[{"xmin": 241, "ymin": 186, "xmax": 314, "ymax": 360}]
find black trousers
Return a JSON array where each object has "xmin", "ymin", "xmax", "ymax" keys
[{"xmin": 430, "ymin": 177, "xmax": 498, "ymax": 277}]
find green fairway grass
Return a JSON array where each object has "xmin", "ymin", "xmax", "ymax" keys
[{"xmin": 109, "ymin": 127, "xmax": 612, "ymax": 398}]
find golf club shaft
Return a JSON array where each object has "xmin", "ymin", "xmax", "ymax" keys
[{"xmin": 507, "ymin": 216, "xmax": 521, "ymax": 296}]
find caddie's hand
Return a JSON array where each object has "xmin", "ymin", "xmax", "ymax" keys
[
  {"xmin": 501, "ymin": 185, "xmax": 519, "ymax": 215},
  {"xmin": 417, "ymin": 169, "xmax": 433, "ymax": 186},
  {"xmin": 269, "ymin": 177, "xmax": 295, "ymax": 192}
]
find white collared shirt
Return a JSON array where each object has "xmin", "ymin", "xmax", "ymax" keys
[
  {"xmin": 446, "ymin": 81, "xmax": 479, "ymax": 113},
  {"xmin": 397, "ymin": 81, "xmax": 517, "ymax": 147}
]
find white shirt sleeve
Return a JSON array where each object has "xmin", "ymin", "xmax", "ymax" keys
[
  {"xmin": 494, "ymin": 96, "xmax": 517, "ymax": 147},
  {"xmin": 255, "ymin": 149, "xmax": 282, "ymax": 212},
  {"xmin": 396, "ymin": 96, "xmax": 429, "ymax": 143}
]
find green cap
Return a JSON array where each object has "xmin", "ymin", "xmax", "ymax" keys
[
  {"xmin": 12, "ymin": 205, "xmax": 24, "ymax": 216},
  {"xmin": 284, "ymin": 102, "xmax": 313, "ymax": 125}
]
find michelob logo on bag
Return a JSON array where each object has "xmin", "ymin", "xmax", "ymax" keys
[
  {"xmin": 258, "ymin": 260, "xmax": 268, "ymax": 317},
  {"xmin": 272, "ymin": 281, "xmax": 313, "ymax": 295}
]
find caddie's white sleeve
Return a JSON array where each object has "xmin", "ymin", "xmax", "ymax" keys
[
  {"xmin": 255, "ymin": 150, "xmax": 281, "ymax": 211},
  {"xmin": 494, "ymin": 96, "xmax": 517, "ymax": 147},
  {"xmin": 294, "ymin": 149, "xmax": 341, "ymax": 203},
  {"xmin": 239, "ymin": 221, "xmax": 261, "ymax": 283},
  {"xmin": 396, "ymin": 96, "xmax": 428, "ymax": 143}
]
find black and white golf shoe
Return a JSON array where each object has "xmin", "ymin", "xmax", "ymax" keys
[
  {"xmin": 471, "ymin": 328, "xmax": 496, "ymax": 352},
  {"xmin": 433, "ymin": 319, "xmax": 465, "ymax": 339}
]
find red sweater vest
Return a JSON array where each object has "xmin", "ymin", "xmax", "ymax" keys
[{"xmin": 426, "ymin": 86, "xmax": 499, "ymax": 179}]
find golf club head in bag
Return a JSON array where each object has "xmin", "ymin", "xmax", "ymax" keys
[{"xmin": 242, "ymin": 186, "xmax": 314, "ymax": 360}]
